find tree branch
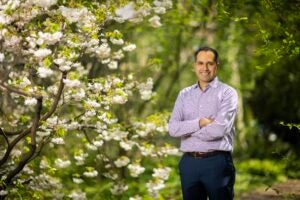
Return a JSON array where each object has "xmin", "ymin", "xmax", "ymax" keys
[
  {"xmin": 4, "ymin": 97, "xmax": 42, "ymax": 185},
  {"xmin": 1, "ymin": 71, "xmax": 67, "ymax": 137},
  {"xmin": 0, "ymin": 72, "xmax": 66, "ymax": 167},
  {"xmin": 0, "ymin": 81, "xmax": 40, "ymax": 98},
  {"xmin": 0, "ymin": 128, "xmax": 9, "ymax": 147},
  {"xmin": 0, "ymin": 128, "xmax": 31, "ymax": 167},
  {"xmin": 41, "ymin": 71, "xmax": 67, "ymax": 121}
]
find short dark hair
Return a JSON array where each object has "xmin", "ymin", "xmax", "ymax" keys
[{"xmin": 194, "ymin": 46, "xmax": 219, "ymax": 64}]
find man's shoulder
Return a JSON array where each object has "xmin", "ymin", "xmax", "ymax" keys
[
  {"xmin": 217, "ymin": 81, "xmax": 238, "ymax": 97},
  {"xmin": 217, "ymin": 80, "xmax": 236, "ymax": 91},
  {"xmin": 179, "ymin": 84, "xmax": 198, "ymax": 96}
]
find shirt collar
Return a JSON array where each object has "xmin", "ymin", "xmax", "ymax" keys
[{"xmin": 193, "ymin": 77, "xmax": 219, "ymax": 90}]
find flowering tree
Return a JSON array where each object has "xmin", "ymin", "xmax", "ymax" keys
[{"xmin": 0, "ymin": 0, "xmax": 179, "ymax": 199}]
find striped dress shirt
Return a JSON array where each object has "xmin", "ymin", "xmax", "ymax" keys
[{"xmin": 168, "ymin": 77, "xmax": 238, "ymax": 152}]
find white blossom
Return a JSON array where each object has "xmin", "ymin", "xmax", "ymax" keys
[
  {"xmin": 113, "ymin": 50, "xmax": 124, "ymax": 60},
  {"xmin": 129, "ymin": 195, "xmax": 142, "ymax": 200},
  {"xmin": 83, "ymin": 169, "xmax": 98, "ymax": 177},
  {"xmin": 65, "ymin": 121, "xmax": 79, "ymax": 130},
  {"xmin": 110, "ymin": 38, "xmax": 124, "ymax": 45},
  {"xmin": 86, "ymin": 143, "xmax": 97, "ymax": 151},
  {"xmin": 23, "ymin": 166, "xmax": 34, "ymax": 174},
  {"xmin": 160, "ymin": 146, "xmax": 179, "ymax": 156},
  {"xmin": 152, "ymin": 167, "xmax": 171, "ymax": 180},
  {"xmin": 86, "ymin": 99, "xmax": 101, "ymax": 108},
  {"xmin": 88, "ymin": 82, "xmax": 103, "ymax": 91},
  {"xmin": 59, "ymin": 6, "xmax": 89, "ymax": 23},
  {"xmin": 154, "ymin": 7, "xmax": 166, "ymax": 14},
  {"xmin": 120, "ymin": 140, "xmax": 135, "ymax": 151},
  {"xmin": 11, "ymin": 150, "xmax": 22, "ymax": 157},
  {"xmin": 59, "ymin": 65, "xmax": 71, "ymax": 71},
  {"xmin": 51, "ymin": 137, "xmax": 65, "ymax": 145},
  {"xmin": 115, "ymin": 3, "xmax": 136, "ymax": 20},
  {"xmin": 103, "ymin": 172, "xmax": 118, "ymax": 180},
  {"xmin": 4, "ymin": 35, "xmax": 20, "ymax": 49},
  {"xmin": 68, "ymin": 191, "xmax": 87, "ymax": 200},
  {"xmin": 0, "ymin": 13, "xmax": 12, "ymax": 25},
  {"xmin": 110, "ymin": 183, "xmax": 128, "ymax": 195},
  {"xmin": 54, "ymin": 58, "xmax": 66, "ymax": 65},
  {"xmin": 140, "ymin": 90, "xmax": 153, "ymax": 100},
  {"xmin": 146, "ymin": 179, "xmax": 165, "ymax": 196},
  {"xmin": 46, "ymin": 116, "xmax": 58, "ymax": 127},
  {"xmin": 149, "ymin": 16, "xmax": 162, "ymax": 28},
  {"xmin": 93, "ymin": 140, "xmax": 103, "ymax": 147},
  {"xmin": 72, "ymin": 89, "xmax": 85, "ymax": 101},
  {"xmin": 47, "ymin": 85, "xmax": 58, "ymax": 94},
  {"xmin": 153, "ymin": 0, "xmax": 173, "ymax": 9},
  {"xmin": 55, "ymin": 158, "xmax": 71, "ymax": 168},
  {"xmin": 24, "ymin": 98, "xmax": 37, "ymax": 106},
  {"xmin": 108, "ymin": 61, "xmax": 118, "ymax": 69},
  {"xmin": 101, "ymin": 58, "xmax": 110, "ymax": 64},
  {"xmin": 139, "ymin": 144, "xmax": 155, "ymax": 156},
  {"xmin": 19, "ymin": 77, "xmax": 31, "ymax": 88},
  {"xmin": 63, "ymin": 79, "xmax": 81, "ymax": 88},
  {"xmin": 38, "ymin": 31, "xmax": 62, "ymax": 45},
  {"xmin": 34, "ymin": 48, "xmax": 52, "ymax": 59},
  {"xmin": 32, "ymin": 0, "xmax": 57, "ymax": 8},
  {"xmin": 85, "ymin": 110, "xmax": 96, "ymax": 117},
  {"xmin": 96, "ymin": 43, "xmax": 111, "ymax": 58},
  {"xmin": 114, "ymin": 156, "xmax": 130, "ymax": 168},
  {"xmin": 128, "ymin": 164, "xmax": 145, "ymax": 177},
  {"xmin": 40, "ymin": 159, "xmax": 50, "ymax": 169},
  {"xmin": 0, "ymin": 190, "xmax": 8, "ymax": 196},
  {"xmin": 72, "ymin": 178, "xmax": 84, "ymax": 184},
  {"xmin": 123, "ymin": 44, "xmax": 136, "ymax": 52},
  {"xmin": 37, "ymin": 66, "xmax": 54, "ymax": 78},
  {"xmin": 37, "ymin": 130, "xmax": 51, "ymax": 137},
  {"xmin": 138, "ymin": 78, "xmax": 154, "ymax": 100},
  {"xmin": 112, "ymin": 95, "xmax": 127, "ymax": 104},
  {"xmin": 72, "ymin": 62, "xmax": 82, "ymax": 68},
  {"xmin": 74, "ymin": 152, "xmax": 88, "ymax": 165},
  {"xmin": 0, "ymin": 53, "xmax": 4, "ymax": 62}
]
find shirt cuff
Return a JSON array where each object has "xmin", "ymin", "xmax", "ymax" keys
[{"xmin": 192, "ymin": 118, "xmax": 201, "ymax": 131}]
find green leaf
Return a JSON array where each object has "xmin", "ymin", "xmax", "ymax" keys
[{"xmin": 56, "ymin": 127, "xmax": 65, "ymax": 137}]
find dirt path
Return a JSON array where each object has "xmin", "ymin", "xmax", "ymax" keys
[{"xmin": 239, "ymin": 179, "xmax": 300, "ymax": 200}]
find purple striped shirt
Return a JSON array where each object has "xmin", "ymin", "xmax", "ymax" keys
[{"xmin": 168, "ymin": 77, "xmax": 238, "ymax": 152}]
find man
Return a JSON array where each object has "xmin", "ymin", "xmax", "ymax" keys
[{"xmin": 168, "ymin": 46, "xmax": 238, "ymax": 200}]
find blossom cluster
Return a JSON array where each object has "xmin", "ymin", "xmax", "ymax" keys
[{"xmin": 0, "ymin": 0, "xmax": 177, "ymax": 199}]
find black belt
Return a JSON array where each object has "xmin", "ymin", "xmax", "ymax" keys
[{"xmin": 185, "ymin": 151, "xmax": 230, "ymax": 159}]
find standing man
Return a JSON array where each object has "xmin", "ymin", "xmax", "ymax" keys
[{"xmin": 168, "ymin": 46, "xmax": 238, "ymax": 200}]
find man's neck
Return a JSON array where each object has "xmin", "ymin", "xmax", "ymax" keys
[{"xmin": 198, "ymin": 81, "xmax": 208, "ymax": 91}]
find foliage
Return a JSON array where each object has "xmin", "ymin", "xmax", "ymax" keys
[
  {"xmin": 0, "ymin": 0, "xmax": 299, "ymax": 199},
  {"xmin": 238, "ymin": 159, "xmax": 285, "ymax": 177},
  {"xmin": 0, "ymin": 0, "xmax": 178, "ymax": 199},
  {"xmin": 284, "ymin": 153, "xmax": 300, "ymax": 179},
  {"xmin": 235, "ymin": 159, "xmax": 286, "ymax": 196}
]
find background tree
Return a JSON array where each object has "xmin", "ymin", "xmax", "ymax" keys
[{"xmin": 1, "ymin": 0, "xmax": 300, "ymax": 199}]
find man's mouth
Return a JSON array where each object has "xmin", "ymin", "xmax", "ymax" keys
[{"xmin": 200, "ymin": 72, "xmax": 210, "ymax": 76}]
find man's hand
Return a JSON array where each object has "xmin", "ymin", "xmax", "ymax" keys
[{"xmin": 199, "ymin": 117, "xmax": 214, "ymax": 128}]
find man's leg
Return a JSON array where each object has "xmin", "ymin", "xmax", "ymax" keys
[
  {"xmin": 179, "ymin": 154, "xmax": 207, "ymax": 200},
  {"xmin": 200, "ymin": 153, "xmax": 235, "ymax": 200}
]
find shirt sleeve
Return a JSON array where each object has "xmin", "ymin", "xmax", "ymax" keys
[
  {"xmin": 168, "ymin": 91, "xmax": 200, "ymax": 138},
  {"xmin": 192, "ymin": 88, "xmax": 238, "ymax": 141}
]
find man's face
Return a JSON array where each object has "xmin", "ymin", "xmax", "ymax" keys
[{"xmin": 194, "ymin": 50, "xmax": 218, "ymax": 85}]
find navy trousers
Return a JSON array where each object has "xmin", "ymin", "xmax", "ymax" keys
[{"xmin": 178, "ymin": 152, "xmax": 235, "ymax": 200}]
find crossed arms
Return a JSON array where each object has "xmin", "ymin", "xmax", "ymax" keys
[{"xmin": 168, "ymin": 88, "xmax": 238, "ymax": 141}]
